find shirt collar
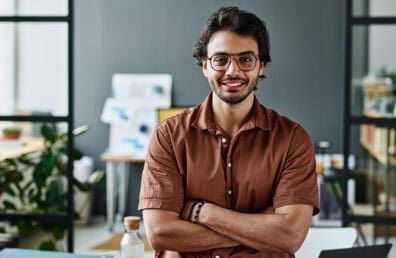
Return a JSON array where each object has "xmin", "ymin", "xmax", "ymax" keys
[{"xmin": 192, "ymin": 93, "xmax": 271, "ymax": 133}]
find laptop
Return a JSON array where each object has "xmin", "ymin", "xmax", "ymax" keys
[{"xmin": 319, "ymin": 244, "xmax": 392, "ymax": 258}]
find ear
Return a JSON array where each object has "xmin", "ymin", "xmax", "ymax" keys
[
  {"xmin": 259, "ymin": 61, "xmax": 265, "ymax": 77},
  {"xmin": 202, "ymin": 59, "xmax": 208, "ymax": 78}
]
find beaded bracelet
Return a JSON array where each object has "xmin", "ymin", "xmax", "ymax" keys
[{"xmin": 191, "ymin": 200, "xmax": 206, "ymax": 223}]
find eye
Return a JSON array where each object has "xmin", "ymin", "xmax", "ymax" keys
[
  {"xmin": 239, "ymin": 55, "xmax": 254, "ymax": 63},
  {"xmin": 212, "ymin": 55, "xmax": 229, "ymax": 66}
]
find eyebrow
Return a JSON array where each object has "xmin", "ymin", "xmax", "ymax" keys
[{"xmin": 210, "ymin": 50, "xmax": 256, "ymax": 56}]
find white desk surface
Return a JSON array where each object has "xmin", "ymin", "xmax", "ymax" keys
[{"xmin": 0, "ymin": 137, "xmax": 44, "ymax": 161}]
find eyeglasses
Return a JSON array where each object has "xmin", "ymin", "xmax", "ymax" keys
[{"xmin": 207, "ymin": 53, "xmax": 259, "ymax": 72}]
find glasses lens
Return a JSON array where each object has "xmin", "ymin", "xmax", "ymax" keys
[
  {"xmin": 237, "ymin": 55, "xmax": 256, "ymax": 71},
  {"xmin": 210, "ymin": 54, "xmax": 257, "ymax": 71},
  {"xmin": 211, "ymin": 55, "xmax": 230, "ymax": 70}
]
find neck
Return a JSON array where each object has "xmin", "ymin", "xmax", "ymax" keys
[{"xmin": 212, "ymin": 93, "xmax": 254, "ymax": 138}]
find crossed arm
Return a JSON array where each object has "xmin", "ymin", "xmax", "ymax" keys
[{"xmin": 143, "ymin": 202, "xmax": 313, "ymax": 254}]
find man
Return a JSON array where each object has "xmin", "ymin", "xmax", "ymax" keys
[{"xmin": 139, "ymin": 6, "xmax": 319, "ymax": 257}]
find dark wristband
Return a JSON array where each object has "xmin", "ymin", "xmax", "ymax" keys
[{"xmin": 186, "ymin": 201, "xmax": 198, "ymax": 221}]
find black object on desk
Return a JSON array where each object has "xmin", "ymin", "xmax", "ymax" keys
[
  {"xmin": 0, "ymin": 234, "xmax": 18, "ymax": 251},
  {"xmin": 319, "ymin": 244, "xmax": 392, "ymax": 258}
]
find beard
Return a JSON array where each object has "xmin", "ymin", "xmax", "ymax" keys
[{"xmin": 208, "ymin": 75, "xmax": 260, "ymax": 104}]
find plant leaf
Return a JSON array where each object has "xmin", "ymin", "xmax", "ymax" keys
[
  {"xmin": 33, "ymin": 154, "xmax": 58, "ymax": 187},
  {"xmin": 41, "ymin": 124, "xmax": 57, "ymax": 143},
  {"xmin": 15, "ymin": 220, "xmax": 35, "ymax": 236},
  {"xmin": 49, "ymin": 224, "xmax": 66, "ymax": 240},
  {"xmin": 3, "ymin": 200, "xmax": 17, "ymax": 210},
  {"xmin": 88, "ymin": 170, "xmax": 105, "ymax": 185},
  {"xmin": 59, "ymin": 147, "xmax": 83, "ymax": 161},
  {"xmin": 38, "ymin": 240, "xmax": 57, "ymax": 251},
  {"xmin": 5, "ymin": 186, "xmax": 16, "ymax": 197},
  {"xmin": 17, "ymin": 154, "xmax": 38, "ymax": 166},
  {"xmin": 45, "ymin": 181, "xmax": 62, "ymax": 205},
  {"xmin": 73, "ymin": 125, "xmax": 89, "ymax": 136}
]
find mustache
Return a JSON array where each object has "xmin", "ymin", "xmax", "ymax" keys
[{"xmin": 219, "ymin": 77, "xmax": 248, "ymax": 83}]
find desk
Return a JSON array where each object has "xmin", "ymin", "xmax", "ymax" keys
[
  {"xmin": 0, "ymin": 248, "xmax": 103, "ymax": 258},
  {"xmin": 0, "ymin": 137, "xmax": 43, "ymax": 161},
  {"xmin": 101, "ymin": 152, "xmax": 144, "ymax": 231}
]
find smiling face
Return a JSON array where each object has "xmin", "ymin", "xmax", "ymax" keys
[{"xmin": 202, "ymin": 30, "xmax": 264, "ymax": 105}]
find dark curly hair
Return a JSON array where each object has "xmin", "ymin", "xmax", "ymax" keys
[{"xmin": 193, "ymin": 6, "xmax": 271, "ymax": 78}]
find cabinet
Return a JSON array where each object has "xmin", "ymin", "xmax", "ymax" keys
[
  {"xmin": 343, "ymin": 0, "xmax": 396, "ymax": 243},
  {"xmin": 0, "ymin": 0, "xmax": 74, "ymax": 252}
]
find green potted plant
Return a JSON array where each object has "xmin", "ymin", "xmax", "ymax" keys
[
  {"xmin": 0, "ymin": 123, "xmax": 105, "ymax": 250},
  {"xmin": 2, "ymin": 127, "xmax": 22, "ymax": 140}
]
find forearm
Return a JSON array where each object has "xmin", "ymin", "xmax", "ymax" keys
[
  {"xmin": 143, "ymin": 209, "xmax": 238, "ymax": 252},
  {"xmin": 198, "ymin": 203, "xmax": 311, "ymax": 253}
]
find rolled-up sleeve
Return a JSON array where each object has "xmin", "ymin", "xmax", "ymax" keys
[
  {"xmin": 138, "ymin": 125, "xmax": 185, "ymax": 214},
  {"xmin": 272, "ymin": 125, "xmax": 320, "ymax": 215}
]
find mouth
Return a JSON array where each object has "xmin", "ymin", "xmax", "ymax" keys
[{"xmin": 220, "ymin": 79, "xmax": 247, "ymax": 91}]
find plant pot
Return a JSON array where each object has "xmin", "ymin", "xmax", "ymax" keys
[
  {"xmin": 2, "ymin": 133, "xmax": 21, "ymax": 140},
  {"xmin": 75, "ymin": 191, "xmax": 93, "ymax": 225}
]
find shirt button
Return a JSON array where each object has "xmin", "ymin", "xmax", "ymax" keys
[
  {"xmin": 228, "ymin": 190, "xmax": 232, "ymax": 195},
  {"xmin": 227, "ymin": 162, "xmax": 232, "ymax": 168},
  {"xmin": 221, "ymin": 137, "xmax": 227, "ymax": 144}
]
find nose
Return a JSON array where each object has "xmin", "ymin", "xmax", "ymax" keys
[{"xmin": 225, "ymin": 58, "xmax": 242, "ymax": 76}]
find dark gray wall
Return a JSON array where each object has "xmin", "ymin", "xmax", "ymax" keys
[{"xmin": 74, "ymin": 0, "xmax": 344, "ymax": 215}]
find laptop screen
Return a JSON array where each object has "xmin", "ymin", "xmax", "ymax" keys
[{"xmin": 319, "ymin": 244, "xmax": 392, "ymax": 258}]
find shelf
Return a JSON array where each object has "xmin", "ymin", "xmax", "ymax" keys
[
  {"xmin": 0, "ymin": 0, "xmax": 75, "ymax": 252},
  {"xmin": 352, "ymin": 17, "xmax": 396, "ymax": 25},
  {"xmin": 347, "ymin": 214, "xmax": 396, "ymax": 225},
  {"xmin": 0, "ymin": 116, "xmax": 71, "ymax": 122},
  {"xmin": 343, "ymin": 0, "xmax": 396, "ymax": 238},
  {"xmin": 0, "ymin": 212, "xmax": 67, "ymax": 223},
  {"xmin": 351, "ymin": 116, "xmax": 396, "ymax": 127},
  {"xmin": 363, "ymin": 109, "xmax": 396, "ymax": 119},
  {"xmin": 0, "ymin": 16, "xmax": 69, "ymax": 22}
]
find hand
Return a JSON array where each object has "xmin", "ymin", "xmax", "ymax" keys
[{"xmin": 259, "ymin": 206, "xmax": 274, "ymax": 214}]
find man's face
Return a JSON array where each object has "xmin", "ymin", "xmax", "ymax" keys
[{"xmin": 202, "ymin": 30, "xmax": 264, "ymax": 105}]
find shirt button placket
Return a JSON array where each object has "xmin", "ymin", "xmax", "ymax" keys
[{"xmin": 227, "ymin": 161, "xmax": 232, "ymax": 203}]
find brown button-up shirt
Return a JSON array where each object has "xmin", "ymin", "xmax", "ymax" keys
[{"xmin": 139, "ymin": 93, "xmax": 319, "ymax": 257}]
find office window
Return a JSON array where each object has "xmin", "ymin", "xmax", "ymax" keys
[
  {"xmin": 0, "ymin": 4, "xmax": 15, "ymax": 115},
  {"xmin": 0, "ymin": 0, "xmax": 68, "ymax": 16},
  {"xmin": 0, "ymin": 19, "xmax": 68, "ymax": 116}
]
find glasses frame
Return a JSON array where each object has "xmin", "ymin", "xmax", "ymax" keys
[{"xmin": 207, "ymin": 53, "xmax": 260, "ymax": 72}]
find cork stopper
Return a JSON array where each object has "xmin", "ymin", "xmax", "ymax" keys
[{"xmin": 124, "ymin": 216, "xmax": 141, "ymax": 230}]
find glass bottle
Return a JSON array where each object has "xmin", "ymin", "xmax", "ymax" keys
[{"xmin": 120, "ymin": 216, "xmax": 145, "ymax": 258}]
